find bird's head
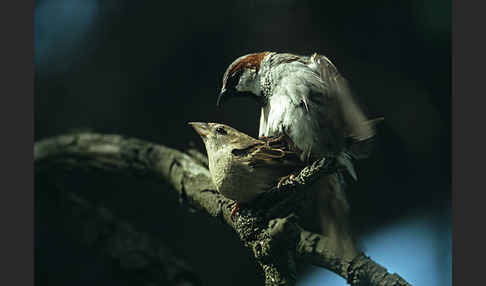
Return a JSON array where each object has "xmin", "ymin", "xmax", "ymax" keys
[
  {"xmin": 189, "ymin": 122, "xmax": 259, "ymax": 158},
  {"xmin": 217, "ymin": 52, "xmax": 269, "ymax": 107}
]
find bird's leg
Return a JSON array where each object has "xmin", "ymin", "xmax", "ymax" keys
[{"xmin": 230, "ymin": 202, "xmax": 240, "ymax": 221}]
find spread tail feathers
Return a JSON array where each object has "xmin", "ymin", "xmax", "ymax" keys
[
  {"xmin": 337, "ymin": 152, "xmax": 357, "ymax": 181},
  {"xmin": 316, "ymin": 174, "xmax": 358, "ymax": 260},
  {"xmin": 296, "ymin": 168, "xmax": 359, "ymax": 260}
]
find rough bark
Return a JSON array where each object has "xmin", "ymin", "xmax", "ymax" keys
[{"xmin": 35, "ymin": 132, "xmax": 412, "ymax": 286}]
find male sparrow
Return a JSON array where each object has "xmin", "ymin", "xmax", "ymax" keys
[
  {"xmin": 217, "ymin": 52, "xmax": 380, "ymax": 165},
  {"xmin": 188, "ymin": 122, "xmax": 304, "ymax": 217},
  {"xmin": 216, "ymin": 52, "xmax": 381, "ymax": 259}
]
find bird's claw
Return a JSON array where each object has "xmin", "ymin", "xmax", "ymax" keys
[{"xmin": 277, "ymin": 173, "xmax": 296, "ymax": 189}]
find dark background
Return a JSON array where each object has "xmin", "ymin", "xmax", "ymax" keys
[{"xmin": 34, "ymin": 0, "xmax": 451, "ymax": 285}]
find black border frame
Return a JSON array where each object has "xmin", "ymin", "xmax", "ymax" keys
[
  {"xmin": 0, "ymin": 0, "xmax": 34, "ymax": 285},
  {"xmin": 451, "ymin": 1, "xmax": 485, "ymax": 285}
]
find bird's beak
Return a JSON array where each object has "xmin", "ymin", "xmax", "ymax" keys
[
  {"xmin": 216, "ymin": 88, "xmax": 229, "ymax": 108},
  {"xmin": 188, "ymin": 122, "xmax": 210, "ymax": 138}
]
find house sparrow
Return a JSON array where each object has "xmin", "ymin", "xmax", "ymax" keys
[
  {"xmin": 216, "ymin": 52, "xmax": 381, "ymax": 259},
  {"xmin": 188, "ymin": 122, "xmax": 305, "ymax": 218},
  {"xmin": 217, "ymin": 52, "xmax": 380, "ymax": 164}
]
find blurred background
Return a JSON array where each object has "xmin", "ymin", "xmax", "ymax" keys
[{"xmin": 35, "ymin": 0, "xmax": 451, "ymax": 285}]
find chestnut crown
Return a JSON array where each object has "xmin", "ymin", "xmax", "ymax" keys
[{"xmin": 217, "ymin": 52, "xmax": 269, "ymax": 107}]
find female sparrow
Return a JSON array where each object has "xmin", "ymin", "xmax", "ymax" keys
[{"xmin": 189, "ymin": 122, "xmax": 304, "ymax": 217}]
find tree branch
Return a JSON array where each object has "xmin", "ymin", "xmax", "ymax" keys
[{"xmin": 35, "ymin": 132, "xmax": 412, "ymax": 286}]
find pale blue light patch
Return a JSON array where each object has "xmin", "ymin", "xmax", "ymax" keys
[
  {"xmin": 298, "ymin": 209, "xmax": 452, "ymax": 286},
  {"xmin": 35, "ymin": 0, "xmax": 99, "ymax": 75}
]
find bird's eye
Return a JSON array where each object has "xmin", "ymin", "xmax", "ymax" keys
[{"xmin": 215, "ymin": 127, "xmax": 227, "ymax": 135}]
